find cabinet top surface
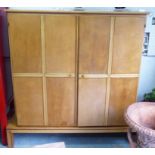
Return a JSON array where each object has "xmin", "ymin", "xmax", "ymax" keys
[{"xmin": 6, "ymin": 9, "xmax": 148, "ymax": 15}]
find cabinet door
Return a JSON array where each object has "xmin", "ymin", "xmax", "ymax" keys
[
  {"xmin": 79, "ymin": 15, "xmax": 111, "ymax": 74},
  {"xmin": 44, "ymin": 15, "xmax": 76, "ymax": 126},
  {"xmin": 13, "ymin": 77, "xmax": 44, "ymax": 126},
  {"xmin": 78, "ymin": 78, "xmax": 107, "ymax": 126},
  {"xmin": 107, "ymin": 78, "xmax": 138, "ymax": 126},
  {"xmin": 78, "ymin": 15, "xmax": 110, "ymax": 126},
  {"xmin": 112, "ymin": 17, "xmax": 145, "ymax": 74},
  {"xmin": 44, "ymin": 15, "xmax": 75, "ymax": 73},
  {"xmin": 8, "ymin": 14, "xmax": 42, "ymax": 73},
  {"xmin": 47, "ymin": 78, "xmax": 75, "ymax": 126}
]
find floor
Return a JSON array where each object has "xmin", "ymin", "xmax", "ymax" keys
[{"xmin": 0, "ymin": 133, "xmax": 129, "ymax": 148}]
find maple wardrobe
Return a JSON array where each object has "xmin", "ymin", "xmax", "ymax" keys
[{"xmin": 7, "ymin": 10, "xmax": 146, "ymax": 146}]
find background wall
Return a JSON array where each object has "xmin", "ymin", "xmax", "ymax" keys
[{"xmin": 8, "ymin": 7, "xmax": 155, "ymax": 101}]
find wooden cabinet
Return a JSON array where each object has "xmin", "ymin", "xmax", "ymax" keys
[{"xmin": 7, "ymin": 11, "xmax": 146, "ymax": 131}]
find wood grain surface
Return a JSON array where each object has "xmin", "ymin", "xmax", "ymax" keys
[
  {"xmin": 107, "ymin": 78, "xmax": 138, "ymax": 126},
  {"xmin": 78, "ymin": 78, "xmax": 107, "ymax": 126},
  {"xmin": 13, "ymin": 77, "xmax": 44, "ymax": 126},
  {"xmin": 79, "ymin": 15, "xmax": 111, "ymax": 74},
  {"xmin": 112, "ymin": 17, "xmax": 145, "ymax": 74},
  {"xmin": 8, "ymin": 14, "xmax": 42, "ymax": 73},
  {"xmin": 44, "ymin": 15, "xmax": 76, "ymax": 73},
  {"xmin": 46, "ymin": 77, "xmax": 76, "ymax": 126}
]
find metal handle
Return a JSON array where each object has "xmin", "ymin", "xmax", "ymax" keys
[
  {"xmin": 68, "ymin": 74, "xmax": 72, "ymax": 77},
  {"xmin": 79, "ymin": 74, "xmax": 85, "ymax": 78},
  {"xmin": 68, "ymin": 73, "xmax": 75, "ymax": 78},
  {"xmin": 81, "ymin": 74, "xmax": 85, "ymax": 78}
]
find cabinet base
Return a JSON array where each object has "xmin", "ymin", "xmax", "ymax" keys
[{"xmin": 7, "ymin": 118, "xmax": 128, "ymax": 148}]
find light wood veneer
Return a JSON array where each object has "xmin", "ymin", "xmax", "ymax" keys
[{"xmin": 7, "ymin": 11, "xmax": 146, "ymax": 144}]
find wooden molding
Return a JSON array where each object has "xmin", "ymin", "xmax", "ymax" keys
[
  {"xmin": 41, "ymin": 15, "xmax": 48, "ymax": 126},
  {"xmin": 105, "ymin": 17, "xmax": 115, "ymax": 125},
  {"xmin": 6, "ymin": 9, "xmax": 148, "ymax": 16},
  {"xmin": 75, "ymin": 15, "xmax": 79, "ymax": 125},
  {"xmin": 79, "ymin": 74, "xmax": 108, "ymax": 78},
  {"xmin": 45, "ymin": 73, "xmax": 75, "ymax": 78},
  {"xmin": 111, "ymin": 74, "xmax": 139, "ymax": 78},
  {"xmin": 13, "ymin": 73, "xmax": 43, "ymax": 77}
]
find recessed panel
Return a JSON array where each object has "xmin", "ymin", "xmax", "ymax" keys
[
  {"xmin": 8, "ymin": 13, "xmax": 42, "ymax": 73},
  {"xmin": 78, "ymin": 78, "xmax": 107, "ymax": 126},
  {"xmin": 79, "ymin": 16, "xmax": 111, "ymax": 74},
  {"xmin": 108, "ymin": 78, "xmax": 138, "ymax": 126},
  {"xmin": 13, "ymin": 77, "xmax": 44, "ymax": 126},
  {"xmin": 112, "ymin": 17, "xmax": 145, "ymax": 74},
  {"xmin": 47, "ymin": 77, "xmax": 75, "ymax": 126},
  {"xmin": 45, "ymin": 15, "xmax": 76, "ymax": 73}
]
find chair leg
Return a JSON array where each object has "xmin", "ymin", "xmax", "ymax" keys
[{"xmin": 127, "ymin": 128, "xmax": 137, "ymax": 148}]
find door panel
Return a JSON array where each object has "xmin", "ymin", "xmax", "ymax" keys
[
  {"xmin": 79, "ymin": 16, "xmax": 111, "ymax": 74},
  {"xmin": 8, "ymin": 14, "xmax": 42, "ymax": 73},
  {"xmin": 107, "ymin": 78, "xmax": 138, "ymax": 126},
  {"xmin": 45, "ymin": 15, "xmax": 76, "ymax": 73},
  {"xmin": 78, "ymin": 78, "xmax": 107, "ymax": 126},
  {"xmin": 46, "ymin": 77, "xmax": 75, "ymax": 126},
  {"xmin": 13, "ymin": 77, "xmax": 44, "ymax": 126},
  {"xmin": 112, "ymin": 17, "xmax": 145, "ymax": 74}
]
